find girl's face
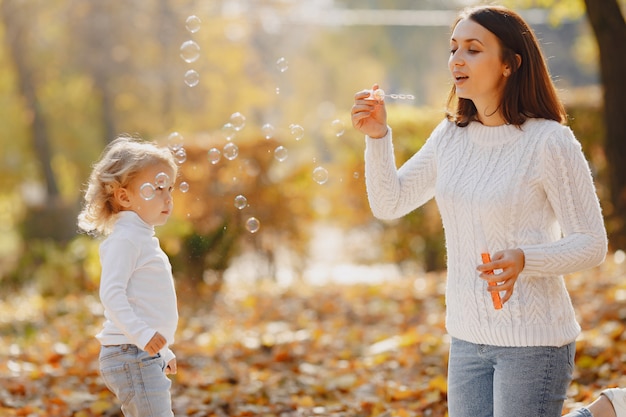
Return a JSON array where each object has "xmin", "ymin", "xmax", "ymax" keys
[
  {"xmin": 448, "ymin": 18, "xmax": 510, "ymax": 115},
  {"xmin": 117, "ymin": 162, "xmax": 175, "ymax": 227}
]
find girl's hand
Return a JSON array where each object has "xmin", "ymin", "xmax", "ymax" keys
[
  {"xmin": 351, "ymin": 84, "xmax": 389, "ymax": 139},
  {"xmin": 165, "ymin": 358, "xmax": 177, "ymax": 375},
  {"xmin": 477, "ymin": 248, "xmax": 525, "ymax": 305},
  {"xmin": 145, "ymin": 331, "xmax": 167, "ymax": 355}
]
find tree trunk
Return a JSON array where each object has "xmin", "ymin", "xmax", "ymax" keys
[
  {"xmin": 1, "ymin": 0, "xmax": 59, "ymax": 200},
  {"xmin": 583, "ymin": 0, "xmax": 626, "ymax": 250}
]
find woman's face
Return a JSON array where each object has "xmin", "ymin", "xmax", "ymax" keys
[{"xmin": 448, "ymin": 18, "xmax": 510, "ymax": 111}]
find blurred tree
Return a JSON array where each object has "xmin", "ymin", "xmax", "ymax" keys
[
  {"xmin": 1, "ymin": 0, "xmax": 58, "ymax": 200},
  {"xmin": 583, "ymin": 0, "xmax": 626, "ymax": 250}
]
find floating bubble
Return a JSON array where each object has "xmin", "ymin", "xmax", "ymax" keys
[
  {"xmin": 140, "ymin": 182, "xmax": 156, "ymax": 200},
  {"xmin": 275, "ymin": 87, "xmax": 280, "ymax": 95},
  {"xmin": 312, "ymin": 166, "xmax": 329, "ymax": 185},
  {"xmin": 184, "ymin": 69, "xmax": 200, "ymax": 87},
  {"xmin": 180, "ymin": 40, "xmax": 200, "ymax": 63},
  {"xmin": 155, "ymin": 172, "xmax": 171, "ymax": 189},
  {"xmin": 174, "ymin": 147, "xmax": 187, "ymax": 164},
  {"xmin": 274, "ymin": 145, "xmax": 288, "ymax": 162},
  {"xmin": 331, "ymin": 119, "xmax": 345, "ymax": 137},
  {"xmin": 167, "ymin": 131, "xmax": 184, "ymax": 150},
  {"xmin": 230, "ymin": 112, "xmax": 246, "ymax": 131},
  {"xmin": 185, "ymin": 15, "xmax": 201, "ymax": 33},
  {"xmin": 245, "ymin": 217, "xmax": 261, "ymax": 233},
  {"xmin": 353, "ymin": 171, "xmax": 360, "ymax": 179},
  {"xmin": 234, "ymin": 194, "xmax": 248, "ymax": 210},
  {"xmin": 222, "ymin": 123, "xmax": 236, "ymax": 141},
  {"xmin": 289, "ymin": 124, "xmax": 305, "ymax": 141},
  {"xmin": 179, "ymin": 181, "xmax": 190, "ymax": 193},
  {"xmin": 261, "ymin": 123, "xmax": 275, "ymax": 139},
  {"xmin": 207, "ymin": 148, "xmax": 221, "ymax": 164},
  {"xmin": 276, "ymin": 57, "xmax": 288, "ymax": 73},
  {"xmin": 223, "ymin": 142, "xmax": 239, "ymax": 160}
]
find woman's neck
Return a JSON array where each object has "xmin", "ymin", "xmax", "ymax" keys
[{"xmin": 475, "ymin": 101, "xmax": 507, "ymax": 126}]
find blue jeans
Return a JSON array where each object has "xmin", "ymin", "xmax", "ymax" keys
[
  {"xmin": 447, "ymin": 337, "xmax": 575, "ymax": 417},
  {"xmin": 99, "ymin": 344, "xmax": 173, "ymax": 417}
]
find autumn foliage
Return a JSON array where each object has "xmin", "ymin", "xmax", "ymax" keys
[{"xmin": 1, "ymin": 252, "xmax": 625, "ymax": 416}]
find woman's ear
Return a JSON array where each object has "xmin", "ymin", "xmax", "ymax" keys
[
  {"xmin": 114, "ymin": 187, "xmax": 132, "ymax": 208},
  {"xmin": 504, "ymin": 54, "xmax": 522, "ymax": 77}
]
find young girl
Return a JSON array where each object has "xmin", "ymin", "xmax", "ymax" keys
[
  {"xmin": 351, "ymin": 4, "xmax": 621, "ymax": 417},
  {"xmin": 78, "ymin": 136, "xmax": 179, "ymax": 417}
]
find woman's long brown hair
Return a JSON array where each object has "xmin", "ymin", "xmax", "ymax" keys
[{"xmin": 446, "ymin": 5, "xmax": 567, "ymax": 127}]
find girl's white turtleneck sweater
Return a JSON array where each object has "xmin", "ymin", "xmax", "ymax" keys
[
  {"xmin": 365, "ymin": 118, "xmax": 607, "ymax": 347},
  {"xmin": 96, "ymin": 211, "xmax": 178, "ymax": 363}
]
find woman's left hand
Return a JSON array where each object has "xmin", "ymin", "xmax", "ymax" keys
[{"xmin": 477, "ymin": 248, "xmax": 525, "ymax": 305}]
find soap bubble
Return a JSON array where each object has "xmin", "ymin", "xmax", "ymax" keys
[
  {"xmin": 185, "ymin": 15, "xmax": 201, "ymax": 33},
  {"xmin": 261, "ymin": 123, "xmax": 275, "ymax": 139},
  {"xmin": 167, "ymin": 132, "xmax": 184, "ymax": 150},
  {"xmin": 174, "ymin": 148, "xmax": 187, "ymax": 164},
  {"xmin": 155, "ymin": 172, "xmax": 171, "ymax": 189},
  {"xmin": 234, "ymin": 195, "xmax": 248, "ymax": 210},
  {"xmin": 276, "ymin": 57, "xmax": 288, "ymax": 73},
  {"xmin": 179, "ymin": 181, "xmax": 190, "ymax": 193},
  {"xmin": 331, "ymin": 119, "xmax": 345, "ymax": 137},
  {"xmin": 223, "ymin": 142, "xmax": 239, "ymax": 160},
  {"xmin": 289, "ymin": 124, "xmax": 304, "ymax": 141},
  {"xmin": 184, "ymin": 69, "xmax": 200, "ymax": 87},
  {"xmin": 230, "ymin": 112, "xmax": 246, "ymax": 131},
  {"xmin": 180, "ymin": 40, "xmax": 200, "ymax": 63},
  {"xmin": 312, "ymin": 166, "xmax": 329, "ymax": 185},
  {"xmin": 245, "ymin": 217, "xmax": 261, "ymax": 233},
  {"xmin": 274, "ymin": 145, "xmax": 288, "ymax": 162},
  {"xmin": 222, "ymin": 123, "xmax": 236, "ymax": 141},
  {"xmin": 140, "ymin": 183, "xmax": 156, "ymax": 200},
  {"xmin": 207, "ymin": 148, "xmax": 221, "ymax": 164}
]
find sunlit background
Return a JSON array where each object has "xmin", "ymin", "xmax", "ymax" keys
[
  {"xmin": 2, "ymin": 1, "xmax": 626, "ymax": 416},
  {"xmin": 0, "ymin": 0, "xmax": 612, "ymax": 293}
]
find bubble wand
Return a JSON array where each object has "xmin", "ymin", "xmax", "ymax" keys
[
  {"xmin": 475, "ymin": 222, "xmax": 503, "ymax": 310},
  {"xmin": 367, "ymin": 89, "xmax": 415, "ymax": 101}
]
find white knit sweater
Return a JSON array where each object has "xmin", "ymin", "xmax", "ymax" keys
[
  {"xmin": 365, "ymin": 118, "xmax": 607, "ymax": 347},
  {"xmin": 97, "ymin": 211, "xmax": 178, "ymax": 363}
]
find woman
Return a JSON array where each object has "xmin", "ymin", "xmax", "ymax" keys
[{"xmin": 351, "ymin": 4, "xmax": 619, "ymax": 417}]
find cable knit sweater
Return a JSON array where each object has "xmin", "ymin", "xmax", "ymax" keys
[{"xmin": 365, "ymin": 118, "xmax": 607, "ymax": 347}]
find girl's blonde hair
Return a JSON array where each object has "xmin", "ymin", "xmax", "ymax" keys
[{"xmin": 77, "ymin": 135, "xmax": 178, "ymax": 236}]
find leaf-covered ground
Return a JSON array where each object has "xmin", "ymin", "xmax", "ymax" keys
[{"xmin": 1, "ymin": 253, "xmax": 626, "ymax": 417}]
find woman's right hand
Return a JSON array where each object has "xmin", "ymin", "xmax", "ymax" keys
[{"xmin": 351, "ymin": 84, "xmax": 389, "ymax": 139}]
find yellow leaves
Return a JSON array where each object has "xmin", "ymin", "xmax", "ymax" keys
[
  {"xmin": 428, "ymin": 374, "xmax": 448, "ymax": 394},
  {"xmin": 0, "ymin": 256, "xmax": 625, "ymax": 415}
]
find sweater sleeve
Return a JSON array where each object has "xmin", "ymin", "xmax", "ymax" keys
[
  {"xmin": 365, "ymin": 120, "xmax": 445, "ymax": 220},
  {"xmin": 520, "ymin": 126, "xmax": 607, "ymax": 275},
  {"xmin": 99, "ymin": 237, "xmax": 158, "ymax": 350}
]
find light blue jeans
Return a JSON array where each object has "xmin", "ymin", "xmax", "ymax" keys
[
  {"xmin": 447, "ymin": 337, "xmax": 576, "ymax": 417},
  {"xmin": 99, "ymin": 344, "xmax": 173, "ymax": 417}
]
